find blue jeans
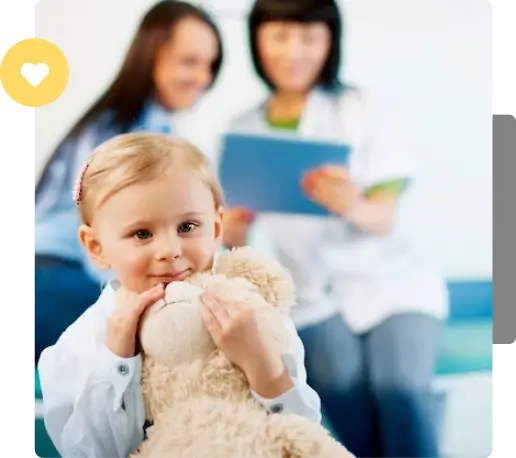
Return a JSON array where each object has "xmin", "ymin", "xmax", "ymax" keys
[
  {"xmin": 298, "ymin": 312, "xmax": 442, "ymax": 458},
  {"xmin": 35, "ymin": 257, "xmax": 100, "ymax": 364}
]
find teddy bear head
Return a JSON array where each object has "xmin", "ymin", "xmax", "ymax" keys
[{"xmin": 138, "ymin": 247, "xmax": 296, "ymax": 368}]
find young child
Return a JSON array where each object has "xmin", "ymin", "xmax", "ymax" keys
[{"xmin": 38, "ymin": 133, "xmax": 322, "ymax": 458}]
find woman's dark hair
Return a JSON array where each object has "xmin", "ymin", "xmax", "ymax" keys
[
  {"xmin": 248, "ymin": 0, "xmax": 344, "ymax": 91},
  {"xmin": 70, "ymin": 0, "xmax": 223, "ymax": 133},
  {"xmin": 36, "ymin": 0, "xmax": 223, "ymax": 191}
]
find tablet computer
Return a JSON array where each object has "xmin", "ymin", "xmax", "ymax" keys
[{"xmin": 218, "ymin": 133, "xmax": 352, "ymax": 216}]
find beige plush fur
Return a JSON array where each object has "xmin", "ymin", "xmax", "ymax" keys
[{"xmin": 130, "ymin": 247, "xmax": 353, "ymax": 458}]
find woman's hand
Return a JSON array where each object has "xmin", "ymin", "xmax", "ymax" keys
[
  {"xmin": 222, "ymin": 207, "xmax": 255, "ymax": 248},
  {"xmin": 201, "ymin": 292, "xmax": 294, "ymax": 398},
  {"xmin": 301, "ymin": 165, "xmax": 361, "ymax": 218},
  {"xmin": 106, "ymin": 284, "xmax": 166, "ymax": 358},
  {"xmin": 302, "ymin": 165, "xmax": 399, "ymax": 234}
]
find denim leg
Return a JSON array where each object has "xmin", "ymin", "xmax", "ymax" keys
[
  {"xmin": 298, "ymin": 315, "xmax": 380, "ymax": 457},
  {"xmin": 35, "ymin": 263, "xmax": 101, "ymax": 364},
  {"xmin": 365, "ymin": 312, "xmax": 442, "ymax": 458}
]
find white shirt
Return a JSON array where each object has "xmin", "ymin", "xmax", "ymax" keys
[
  {"xmin": 38, "ymin": 283, "xmax": 321, "ymax": 458},
  {"xmin": 227, "ymin": 87, "xmax": 449, "ymax": 332}
]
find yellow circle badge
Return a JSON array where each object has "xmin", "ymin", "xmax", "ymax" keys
[{"xmin": 0, "ymin": 38, "xmax": 69, "ymax": 107}]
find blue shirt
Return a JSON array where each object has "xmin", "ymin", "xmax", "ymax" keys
[{"xmin": 35, "ymin": 100, "xmax": 173, "ymax": 283}]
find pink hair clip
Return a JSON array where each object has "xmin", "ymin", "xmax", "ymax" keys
[{"xmin": 73, "ymin": 161, "xmax": 89, "ymax": 204}]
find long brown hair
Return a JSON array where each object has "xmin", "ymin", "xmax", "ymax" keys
[{"xmin": 36, "ymin": 1, "xmax": 223, "ymax": 192}]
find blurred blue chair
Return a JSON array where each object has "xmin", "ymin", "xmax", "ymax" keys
[
  {"xmin": 433, "ymin": 280, "xmax": 492, "ymax": 455},
  {"xmin": 436, "ymin": 280, "xmax": 492, "ymax": 376}
]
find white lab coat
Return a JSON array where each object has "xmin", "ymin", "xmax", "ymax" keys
[
  {"xmin": 38, "ymin": 283, "xmax": 321, "ymax": 458},
  {"xmin": 228, "ymin": 86, "xmax": 449, "ymax": 332}
]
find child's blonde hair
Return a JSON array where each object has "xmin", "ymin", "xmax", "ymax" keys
[{"xmin": 75, "ymin": 133, "xmax": 224, "ymax": 225}]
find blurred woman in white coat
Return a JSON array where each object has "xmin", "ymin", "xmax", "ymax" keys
[{"xmin": 222, "ymin": 0, "xmax": 449, "ymax": 457}]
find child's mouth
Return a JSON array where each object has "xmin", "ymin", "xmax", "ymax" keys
[{"xmin": 152, "ymin": 269, "xmax": 191, "ymax": 283}]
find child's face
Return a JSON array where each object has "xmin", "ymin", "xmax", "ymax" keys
[{"xmin": 80, "ymin": 167, "xmax": 223, "ymax": 293}]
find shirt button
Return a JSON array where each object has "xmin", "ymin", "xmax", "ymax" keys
[
  {"xmin": 117, "ymin": 363, "xmax": 129, "ymax": 376},
  {"xmin": 270, "ymin": 403, "xmax": 284, "ymax": 414}
]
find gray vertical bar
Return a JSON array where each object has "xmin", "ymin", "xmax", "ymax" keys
[{"xmin": 493, "ymin": 114, "xmax": 516, "ymax": 344}]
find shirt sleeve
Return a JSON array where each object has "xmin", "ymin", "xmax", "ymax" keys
[
  {"xmin": 250, "ymin": 318, "xmax": 322, "ymax": 423},
  {"xmin": 343, "ymin": 91, "xmax": 418, "ymax": 190},
  {"xmin": 38, "ymin": 286, "xmax": 146, "ymax": 458},
  {"xmin": 363, "ymin": 178, "xmax": 410, "ymax": 197}
]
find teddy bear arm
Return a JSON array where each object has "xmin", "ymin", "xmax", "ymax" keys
[{"xmin": 266, "ymin": 415, "xmax": 355, "ymax": 458}]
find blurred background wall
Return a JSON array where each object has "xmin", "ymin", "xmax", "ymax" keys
[{"xmin": 35, "ymin": 0, "xmax": 492, "ymax": 282}]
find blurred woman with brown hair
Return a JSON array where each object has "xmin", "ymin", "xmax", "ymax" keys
[{"xmin": 35, "ymin": 0, "xmax": 224, "ymax": 363}]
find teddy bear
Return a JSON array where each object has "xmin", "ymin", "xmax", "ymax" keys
[{"xmin": 129, "ymin": 247, "xmax": 354, "ymax": 458}]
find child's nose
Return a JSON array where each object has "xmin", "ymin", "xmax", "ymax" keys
[{"xmin": 155, "ymin": 235, "xmax": 182, "ymax": 260}]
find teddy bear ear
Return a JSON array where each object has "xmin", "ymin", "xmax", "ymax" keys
[{"xmin": 213, "ymin": 247, "xmax": 295, "ymax": 310}]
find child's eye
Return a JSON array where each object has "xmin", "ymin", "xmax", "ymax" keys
[
  {"xmin": 133, "ymin": 229, "xmax": 153, "ymax": 240},
  {"xmin": 178, "ymin": 222, "xmax": 198, "ymax": 234}
]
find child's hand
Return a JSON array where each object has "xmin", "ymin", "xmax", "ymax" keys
[
  {"xmin": 201, "ymin": 292, "xmax": 294, "ymax": 398},
  {"xmin": 106, "ymin": 284, "xmax": 166, "ymax": 358},
  {"xmin": 301, "ymin": 165, "xmax": 361, "ymax": 218},
  {"xmin": 222, "ymin": 207, "xmax": 255, "ymax": 248}
]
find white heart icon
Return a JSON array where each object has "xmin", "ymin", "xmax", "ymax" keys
[{"xmin": 20, "ymin": 63, "xmax": 49, "ymax": 88}]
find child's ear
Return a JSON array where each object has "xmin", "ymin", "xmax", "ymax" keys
[
  {"xmin": 213, "ymin": 206, "xmax": 224, "ymax": 246},
  {"xmin": 78, "ymin": 224, "xmax": 110, "ymax": 270}
]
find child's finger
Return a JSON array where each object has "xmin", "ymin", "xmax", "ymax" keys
[
  {"xmin": 201, "ymin": 299, "xmax": 222, "ymax": 339},
  {"xmin": 135, "ymin": 284, "xmax": 165, "ymax": 315},
  {"xmin": 201, "ymin": 292, "xmax": 230, "ymax": 328}
]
